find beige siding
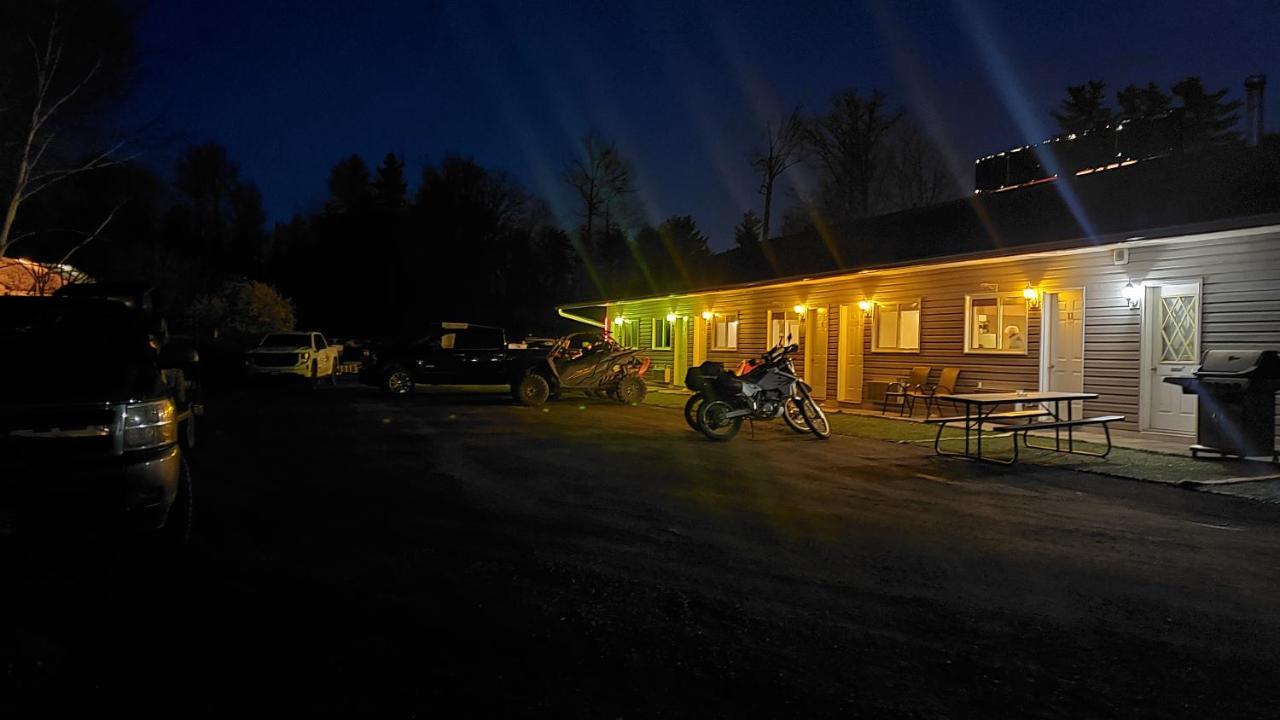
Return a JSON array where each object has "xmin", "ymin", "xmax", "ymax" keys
[{"xmin": 601, "ymin": 226, "xmax": 1280, "ymax": 435}]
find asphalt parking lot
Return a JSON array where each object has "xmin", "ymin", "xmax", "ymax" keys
[{"xmin": 4, "ymin": 382, "xmax": 1280, "ymax": 717}]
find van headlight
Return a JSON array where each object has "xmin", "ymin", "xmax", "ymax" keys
[{"xmin": 123, "ymin": 399, "xmax": 177, "ymax": 450}]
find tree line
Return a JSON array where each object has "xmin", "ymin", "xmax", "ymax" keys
[{"xmin": 1, "ymin": 1, "xmax": 1259, "ymax": 341}]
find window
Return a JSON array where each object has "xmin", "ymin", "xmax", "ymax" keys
[
  {"xmin": 651, "ymin": 317, "xmax": 672, "ymax": 350},
  {"xmin": 615, "ymin": 320, "xmax": 638, "ymax": 348},
  {"xmin": 872, "ymin": 301, "xmax": 920, "ymax": 352},
  {"xmin": 769, "ymin": 313, "xmax": 801, "ymax": 349},
  {"xmin": 712, "ymin": 313, "xmax": 739, "ymax": 350},
  {"xmin": 455, "ymin": 327, "xmax": 504, "ymax": 349},
  {"xmin": 965, "ymin": 293, "xmax": 1028, "ymax": 353}
]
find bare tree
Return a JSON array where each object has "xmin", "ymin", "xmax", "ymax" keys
[
  {"xmin": 0, "ymin": 8, "xmax": 126, "ymax": 258},
  {"xmin": 885, "ymin": 120, "xmax": 959, "ymax": 211},
  {"xmin": 749, "ymin": 107, "xmax": 805, "ymax": 244},
  {"xmin": 562, "ymin": 133, "xmax": 633, "ymax": 257},
  {"xmin": 805, "ymin": 89, "xmax": 900, "ymax": 220}
]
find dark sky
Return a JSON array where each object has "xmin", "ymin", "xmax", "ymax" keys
[{"xmin": 126, "ymin": 0, "xmax": 1279, "ymax": 250}]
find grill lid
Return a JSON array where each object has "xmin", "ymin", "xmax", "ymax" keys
[{"xmin": 1195, "ymin": 349, "xmax": 1280, "ymax": 378}]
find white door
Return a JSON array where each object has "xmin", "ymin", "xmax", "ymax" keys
[
  {"xmin": 1146, "ymin": 282, "xmax": 1200, "ymax": 434},
  {"xmin": 692, "ymin": 317, "xmax": 706, "ymax": 367},
  {"xmin": 806, "ymin": 307, "xmax": 829, "ymax": 399},
  {"xmin": 1044, "ymin": 290, "xmax": 1085, "ymax": 415},
  {"xmin": 672, "ymin": 317, "xmax": 689, "ymax": 385},
  {"xmin": 836, "ymin": 304, "xmax": 865, "ymax": 403}
]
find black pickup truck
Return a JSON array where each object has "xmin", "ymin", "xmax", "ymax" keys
[{"xmin": 359, "ymin": 322, "xmax": 545, "ymax": 395}]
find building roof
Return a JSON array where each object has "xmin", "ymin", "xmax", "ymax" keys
[{"xmin": 565, "ymin": 141, "xmax": 1280, "ymax": 308}]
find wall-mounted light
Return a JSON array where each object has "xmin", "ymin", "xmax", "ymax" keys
[
  {"xmin": 1121, "ymin": 281, "xmax": 1142, "ymax": 309},
  {"xmin": 1023, "ymin": 283, "xmax": 1041, "ymax": 309},
  {"xmin": 793, "ymin": 304, "xmax": 807, "ymax": 316},
  {"xmin": 701, "ymin": 310, "xmax": 714, "ymax": 321},
  {"xmin": 612, "ymin": 315, "xmax": 625, "ymax": 325},
  {"xmin": 857, "ymin": 299, "xmax": 874, "ymax": 317},
  {"xmin": 665, "ymin": 312, "xmax": 678, "ymax": 323}
]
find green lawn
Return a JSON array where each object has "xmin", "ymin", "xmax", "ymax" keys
[{"xmin": 645, "ymin": 388, "xmax": 1278, "ymax": 486}]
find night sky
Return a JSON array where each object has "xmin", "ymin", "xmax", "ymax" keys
[{"xmin": 125, "ymin": 0, "xmax": 1279, "ymax": 249}]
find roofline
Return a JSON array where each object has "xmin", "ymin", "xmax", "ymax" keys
[{"xmin": 558, "ymin": 212, "xmax": 1280, "ymax": 310}]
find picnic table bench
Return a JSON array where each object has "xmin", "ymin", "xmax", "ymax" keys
[{"xmin": 923, "ymin": 391, "xmax": 1125, "ymax": 464}]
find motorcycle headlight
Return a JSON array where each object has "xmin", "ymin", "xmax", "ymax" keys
[{"xmin": 123, "ymin": 399, "xmax": 178, "ymax": 451}]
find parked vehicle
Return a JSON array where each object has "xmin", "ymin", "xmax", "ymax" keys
[
  {"xmin": 0, "ymin": 296, "xmax": 198, "ymax": 540},
  {"xmin": 359, "ymin": 322, "xmax": 544, "ymax": 396},
  {"xmin": 685, "ymin": 343, "xmax": 830, "ymax": 442},
  {"xmin": 245, "ymin": 331, "xmax": 341, "ymax": 385},
  {"xmin": 512, "ymin": 331, "xmax": 650, "ymax": 406}
]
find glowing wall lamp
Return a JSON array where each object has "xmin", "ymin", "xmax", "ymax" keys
[
  {"xmin": 665, "ymin": 312, "xmax": 678, "ymax": 323},
  {"xmin": 1121, "ymin": 281, "xmax": 1142, "ymax": 309},
  {"xmin": 793, "ymin": 304, "xmax": 807, "ymax": 317},
  {"xmin": 701, "ymin": 310, "xmax": 714, "ymax": 321},
  {"xmin": 1023, "ymin": 283, "xmax": 1041, "ymax": 309},
  {"xmin": 857, "ymin": 299, "xmax": 874, "ymax": 317},
  {"xmin": 612, "ymin": 315, "xmax": 625, "ymax": 326}
]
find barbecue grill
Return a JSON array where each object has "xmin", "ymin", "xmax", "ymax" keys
[{"xmin": 1164, "ymin": 349, "xmax": 1280, "ymax": 462}]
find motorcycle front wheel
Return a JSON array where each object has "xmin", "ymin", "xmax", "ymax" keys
[
  {"xmin": 697, "ymin": 400, "xmax": 743, "ymax": 442},
  {"xmin": 798, "ymin": 393, "xmax": 831, "ymax": 439},
  {"xmin": 684, "ymin": 393, "xmax": 705, "ymax": 431},
  {"xmin": 782, "ymin": 397, "xmax": 810, "ymax": 433}
]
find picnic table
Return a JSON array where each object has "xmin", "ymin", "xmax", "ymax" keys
[{"xmin": 925, "ymin": 391, "xmax": 1124, "ymax": 464}]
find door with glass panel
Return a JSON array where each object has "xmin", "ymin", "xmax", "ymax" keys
[{"xmin": 1146, "ymin": 281, "xmax": 1200, "ymax": 434}]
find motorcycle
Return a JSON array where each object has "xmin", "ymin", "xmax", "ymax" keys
[{"xmin": 683, "ymin": 343, "xmax": 830, "ymax": 442}]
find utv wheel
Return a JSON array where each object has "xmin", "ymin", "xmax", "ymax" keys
[
  {"xmin": 309, "ymin": 361, "xmax": 320, "ymax": 389},
  {"xmin": 516, "ymin": 373, "xmax": 551, "ymax": 406},
  {"xmin": 617, "ymin": 376, "xmax": 646, "ymax": 406},
  {"xmin": 329, "ymin": 358, "xmax": 339, "ymax": 387},
  {"xmin": 799, "ymin": 393, "xmax": 831, "ymax": 439},
  {"xmin": 697, "ymin": 399, "xmax": 742, "ymax": 441},
  {"xmin": 782, "ymin": 397, "xmax": 810, "ymax": 433},
  {"xmin": 684, "ymin": 393, "xmax": 705, "ymax": 431},
  {"xmin": 384, "ymin": 367, "xmax": 415, "ymax": 396}
]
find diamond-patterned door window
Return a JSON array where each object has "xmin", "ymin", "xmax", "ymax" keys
[{"xmin": 1160, "ymin": 295, "xmax": 1197, "ymax": 362}]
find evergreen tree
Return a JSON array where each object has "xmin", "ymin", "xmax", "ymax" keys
[
  {"xmin": 1172, "ymin": 76, "xmax": 1241, "ymax": 148},
  {"xmin": 733, "ymin": 210, "xmax": 762, "ymax": 249},
  {"xmin": 326, "ymin": 155, "xmax": 372, "ymax": 214},
  {"xmin": 1052, "ymin": 80, "xmax": 1114, "ymax": 134},
  {"xmin": 372, "ymin": 153, "xmax": 408, "ymax": 209},
  {"xmin": 1116, "ymin": 82, "xmax": 1171, "ymax": 119}
]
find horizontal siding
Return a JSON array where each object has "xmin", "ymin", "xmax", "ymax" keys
[{"xmin": 604, "ymin": 227, "xmax": 1280, "ymax": 436}]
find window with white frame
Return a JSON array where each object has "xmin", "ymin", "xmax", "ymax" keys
[
  {"xmin": 965, "ymin": 293, "xmax": 1028, "ymax": 353},
  {"xmin": 712, "ymin": 313, "xmax": 739, "ymax": 349},
  {"xmin": 872, "ymin": 301, "xmax": 921, "ymax": 352},
  {"xmin": 651, "ymin": 317, "xmax": 673, "ymax": 349},
  {"xmin": 615, "ymin": 320, "xmax": 638, "ymax": 348},
  {"xmin": 768, "ymin": 312, "xmax": 801, "ymax": 349}
]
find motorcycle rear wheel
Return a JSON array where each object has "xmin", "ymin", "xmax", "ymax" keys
[
  {"xmin": 697, "ymin": 400, "xmax": 742, "ymax": 442},
  {"xmin": 684, "ymin": 393, "xmax": 705, "ymax": 431},
  {"xmin": 798, "ymin": 393, "xmax": 831, "ymax": 439}
]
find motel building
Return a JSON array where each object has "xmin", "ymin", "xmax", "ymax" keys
[{"xmin": 558, "ymin": 142, "xmax": 1280, "ymax": 443}]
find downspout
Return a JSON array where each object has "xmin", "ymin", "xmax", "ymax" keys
[{"xmin": 557, "ymin": 306, "xmax": 606, "ymax": 329}]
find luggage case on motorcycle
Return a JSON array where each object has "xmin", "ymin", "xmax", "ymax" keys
[{"xmin": 684, "ymin": 361, "xmax": 724, "ymax": 392}]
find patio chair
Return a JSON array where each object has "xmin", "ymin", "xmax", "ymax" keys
[
  {"xmin": 881, "ymin": 366, "xmax": 932, "ymax": 416},
  {"xmin": 917, "ymin": 366, "xmax": 962, "ymax": 419}
]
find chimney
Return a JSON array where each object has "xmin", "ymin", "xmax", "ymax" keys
[{"xmin": 1245, "ymin": 74, "xmax": 1266, "ymax": 146}]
